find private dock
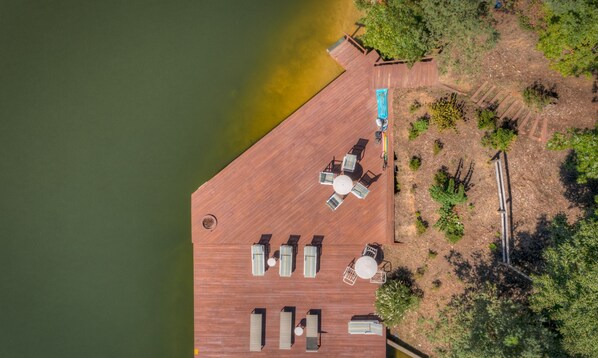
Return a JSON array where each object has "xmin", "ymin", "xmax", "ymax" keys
[{"xmin": 191, "ymin": 35, "xmax": 439, "ymax": 357}]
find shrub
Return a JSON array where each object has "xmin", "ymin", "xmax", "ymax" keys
[
  {"xmin": 429, "ymin": 170, "xmax": 467, "ymax": 243},
  {"xmin": 477, "ymin": 109, "xmax": 497, "ymax": 130},
  {"xmin": 409, "ymin": 156, "xmax": 422, "ymax": 171},
  {"xmin": 488, "ymin": 242, "xmax": 498, "ymax": 252},
  {"xmin": 547, "ymin": 125, "xmax": 598, "ymax": 184},
  {"xmin": 409, "ymin": 100, "xmax": 422, "ymax": 113},
  {"xmin": 408, "ymin": 116, "xmax": 430, "ymax": 140},
  {"xmin": 481, "ymin": 128, "xmax": 517, "ymax": 152},
  {"xmin": 522, "ymin": 83, "xmax": 556, "ymax": 110},
  {"xmin": 428, "ymin": 249, "xmax": 438, "ymax": 259},
  {"xmin": 517, "ymin": 14, "xmax": 534, "ymax": 31},
  {"xmin": 415, "ymin": 211, "xmax": 427, "ymax": 235},
  {"xmin": 431, "ymin": 279, "xmax": 442, "ymax": 289},
  {"xmin": 433, "ymin": 139, "xmax": 443, "ymax": 155},
  {"xmin": 374, "ymin": 280, "xmax": 419, "ymax": 327},
  {"xmin": 429, "ymin": 95, "xmax": 463, "ymax": 131}
]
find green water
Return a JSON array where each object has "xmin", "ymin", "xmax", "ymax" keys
[{"xmin": 0, "ymin": 1, "xmax": 358, "ymax": 357}]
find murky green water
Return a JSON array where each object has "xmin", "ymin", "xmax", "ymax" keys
[{"xmin": 0, "ymin": 1, "xmax": 358, "ymax": 357}]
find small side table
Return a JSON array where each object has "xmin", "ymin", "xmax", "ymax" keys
[
  {"xmin": 294, "ymin": 326, "xmax": 304, "ymax": 336},
  {"xmin": 267, "ymin": 258, "xmax": 276, "ymax": 267}
]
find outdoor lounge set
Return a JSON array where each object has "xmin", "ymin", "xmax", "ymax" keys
[
  {"xmin": 251, "ymin": 243, "xmax": 319, "ymax": 278},
  {"xmin": 320, "ymin": 151, "xmax": 372, "ymax": 211},
  {"xmin": 249, "ymin": 309, "xmax": 321, "ymax": 352},
  {"xmin": 343, "ymin": 244, "xmax": 387, "ymax": 285}
]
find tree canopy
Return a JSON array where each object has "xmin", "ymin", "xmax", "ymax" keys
[
  {"xmin": 547, "ymin": 124, "xmax": 598, "ymax": 184},
  {"xmin": 434, "ymin": 285, "xmax": 563, "ymax": 358},
  {"xmin": 355, "ymin": 0, "xmax": 497, "ymax": 72},
  {"xmin": 537, "ymin": 0, "xmax": 598, "ymax": 77},
  {"xmin": 531, "ymin": 216, "xmax": 598, "ymax": 357}
]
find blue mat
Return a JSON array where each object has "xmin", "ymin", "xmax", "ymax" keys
[{"xmin": 376, "ymin": 88, "xmax": 388, "ymax": 120}]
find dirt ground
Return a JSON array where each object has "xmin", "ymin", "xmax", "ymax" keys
[{"xmin": 385, "ymin": 11, "xmax": 597, "ymax": 356}]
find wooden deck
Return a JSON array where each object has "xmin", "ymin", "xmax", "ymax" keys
[{"xmin": 191, "ymin": 35, "xmax": 438, "ymax": 357}]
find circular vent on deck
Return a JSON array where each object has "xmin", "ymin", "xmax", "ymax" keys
[{"xmin": 202, "ymin": 214, "xmax": 217, "ymax": 230}]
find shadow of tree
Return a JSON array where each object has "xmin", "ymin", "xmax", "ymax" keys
[
  {"xmin": 511, "ymin": 215, "xmax": 553, "ymax": 275},
  {"xmin": 388, "ymin": 266, "xmax": 424, "ymax": 298}
]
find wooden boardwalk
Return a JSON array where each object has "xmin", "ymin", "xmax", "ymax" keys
[{"xmin": 191, "ymin": 35, "xmax": 439, "ymax": 357}]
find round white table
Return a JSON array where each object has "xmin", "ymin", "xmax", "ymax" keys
[
  {"xmin": 267, "ymin": 258, "xmax": 276, "ymax": 267},
  {"xmin": 333, "ymin": 175, "xmax": 353, "ymax": 195},
  {"xmin": 355, "ymin": 256, "xmax": 378, "ymax": 279},
  {"xmin": 294, "ymin": 326, "xmax": 304, "ymax": 336}
]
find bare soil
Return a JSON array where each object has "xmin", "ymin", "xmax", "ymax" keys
[{"xmin": 386, "ymin": 11, "xmax": 597, "ymax": 356}]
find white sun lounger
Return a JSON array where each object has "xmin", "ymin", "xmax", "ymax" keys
[
  {"xmin": 348, "ymin": 320, "xmax": 383, "ymax": 335},
  {"xmin": 304, "ymin": 246, "xmax": 318, "ymax": 278},
  {"xmin": 251, "ymin": 244, "xmax": 265, "ymax": 276},
  {"xmin": 250, "ymin": 312, "xmax": 263, "ymax": 351},
  {"xmin": 279, "ymin": 310, "xmax": 292, "ymax": 350},
  {"xmin": 279, "ymin": 245, "xmax": 293, "ymax": 277},
  {"xmin": 306, "ymin": 313, "xmax": 320, "ymax": 352}
]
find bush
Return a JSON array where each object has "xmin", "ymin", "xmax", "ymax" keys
[
  {"xmin": 428, "ymin": 249, "xmax": 438, "ymax": 259},
  {"xmin": 523, "ymin": 83, "xmax": 556, "ymax": 110},
  {"xmin": 409, "ymin": 156, "xmax": 422, "ymax": 171},
  {"xmin": 409, "ymin": 100, "xmax": 422, "ymax": 113},
  {"xmin": 481, "ymin": 128, "xmax": 517, "ymax": 152},
  {"xmin": 415, "ymin": 211, "xmax": 427, "ymax": 235},
  {"xmin": 433, "ymin": 139, "xmax": 443, "ymax": 155},
  {"xmin": 547, "ymin": 125, "xmax": 598, "ymax": 184},
  {"xmin": 429, "ymin": 170, "xmax": 467, "ymax": 243},
  {"xmin": 408, "ymin": 116, "xmax": 429, "ymax": 140},
  {"xmin": 477, "ymin": 109, "xmax": 497, "ymax": 130},
  {"xmin": 374, "ymin": 280, "xmax": 419, "ymax": 327},
  {"xmin": 429, "ymin": 95, "xmax": 463, "ymax": 131},
  {"xmin": 517, "ymin": 14, "xmax": 534, "ymax": 31}
]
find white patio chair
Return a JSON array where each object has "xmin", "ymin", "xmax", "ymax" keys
[
  {"xmin": 342, "ymin": 154, "xmax": 358, "ymax": 173},
  {"xmin": 369, "ymin": 270, "xmax": 386, "ymax": 284},
  {"xmin": 319, "ymin": 171, "xmax": 334, "ymax": 185},
  {"xmin": 326, "ymin": 193, "xmax": 343, "ymax": 211},
  {"xmin": 342, "ymin": 266, "xmax": 357, "ymax": 286},
  {"xmin": 351, "ymin": 182, "xmax": 370, "ymax": 199}
]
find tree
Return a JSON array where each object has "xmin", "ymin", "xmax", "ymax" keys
[
  {"xmin": 434, "ymin": 285, "xmax": 563, "ymax": 358},
  {"xmin": 537, "ymin": 0, "xmax": 598, "ymax": 77},
  {"xmin": 374, "ymin": 279, "xmax": 419, "ymax": 327},
  {"xmin": 531, "ymin": 217, "xmax": 598, "ymax": 357},
  {"xmin": 356, "ymin": 0, "xmax": 431, "ymax": 64},
  {"xmin": 429, "ymin": 170, "xmax": 467, "ymax": 243},
  {"xmin": 547, "ymin": 124, "xmax": 598, "ymax": 184},
  {"xmin": 420, "ymin": 0, "xmax": 498, "ymax": 74}
]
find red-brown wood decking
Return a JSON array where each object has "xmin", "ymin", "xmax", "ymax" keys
[{"xmin": 191, "ymin": 35, "xmax": 438, "ymax": 357}]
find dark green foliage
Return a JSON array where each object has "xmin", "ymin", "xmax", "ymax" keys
[
  {"xmin": 547, "ymin": 125, "xmax": 598, "ymax": 184},
  {"xmin": 415, "ymin": 211, "xmax": 427, "ymax": 235},
  {"xmin": 355, "ymin": 0, "xmax": 497, "ymax": 72},
  {"xmin": 419, "ymin": 0, "xmax": 498, "ymax": 74},
  {"xmin": 357, "ymin": 0, "xmax": 431, "ymax": 64},
  {"xmin": 409, "ymin": 100, "xmax": 422, "ymax": 113},
  {"xmin": 488, "ymin": 242, "xmax": 498, "ymax": 252},
  {"xmin": 522, "ymin": 83, "xmax": 557, "ymax": 110},
  {"xmin": 477, "ymin": 109, "xmax": 497, "ymax": 130},
  {"xmin": 517, "ymin": 14, "xmax": 534, "ymax": 31},
  {"xmin": 433, "ymin": 285, "xmax": 564, "ymax": 357},
  {"xmin": 537, "ymin": 0, "xmax": 598, "ymax": 77},
  {"xmin": 481, "ymin": 128, "xmax": 517, "ymax": 152},
  {"xmin": 429, "ymin": 170, "xmax": 467, "ymax": 243},
  {"xmin": 409, "ymin": 155, "xmax": 422, "ymax": 171},
  {"xmin": 408, "ymin": 116, "xmax": 430, "ymax": 140},
  {"xmin": 428, "ymin": 249, "xmax": 438, "ymax": 259},
  {"xmin": 531, "ymin": 216, "xmax": 598, "ymax": 357},
  {"xmin": 374, "ymin": 279, "xmax": 419, "ymax": 327},
  {"xmin": 433, "ymin": 139, "xmax": 443, "ymax": 155},
  {"xmin": 430, "ymin": 95, "xmax": 463, "ymax": 131}
]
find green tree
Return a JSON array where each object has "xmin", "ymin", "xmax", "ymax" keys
[
  {"xmin": 429, "ymin": 171, "xmax": 467, "ymax": 242},
  {"xmin": 429, "ymin": 95, "xmax": 464, "ymax": 131},
  {"xmin": 537, "ymin": 0, "xmax": 598, "ymax": 77},
  {"xmin": 547, "ymin": 125, "xmax": 598, "ymax": 184},
  {"xmin": 356, "ymin": 0, "xmax": 431, "ymax": 63},
  {"xmin": 477, "ymin": 109, "xmax": 497, "ymax": 130},
  {"xmin": 531, "ymin": 217, "xmax": 598, "ymax": 357},
  {"xmin": 374, "ymin": 279, "xmax": 419, "ymax": 327},
  {"xmin": 481, "ymin": 128, "xmax": 517, "ymax": 152},
  {"xmin": 434, "ymin": 285, "xmax": 563, "ymax": 358},
  {"xmin": 420, "ymin": 0, "xmax": 498, "ymax": 74}
]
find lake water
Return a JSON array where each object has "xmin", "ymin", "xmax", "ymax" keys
[{"xmin": 0, "ymin": 1, "xmax": 360, "ymax": 357}]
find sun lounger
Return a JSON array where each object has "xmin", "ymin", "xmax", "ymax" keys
[
  {"xmin": 306, "ymin": 313, "xmax": 320, "ymax": 352},
  {"xmin": 250, "ymin": 312, "xmax": 264, "ymax": 351},
  {"xmin": 251, "ymin": 244, "xmax": 265, "ymax": 276},
  {"xmin": 279, "ymin": 310, "xmax": 292, "ymax": 350},
  {"xmin": 348, "ymin": 320, "xmax": 383, "ymax": 335},
  {"xmin": 279, "ymin": 245, "xmax": 293, "ymax": 277},
  {"xmin": 304, "ymin": 246, "xmax": 318, "ymax": 278}
]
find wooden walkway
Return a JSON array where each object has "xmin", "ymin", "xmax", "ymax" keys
[{"xmin": 191, "ymin": 35, "xmax": 439, "ymax": 357}]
